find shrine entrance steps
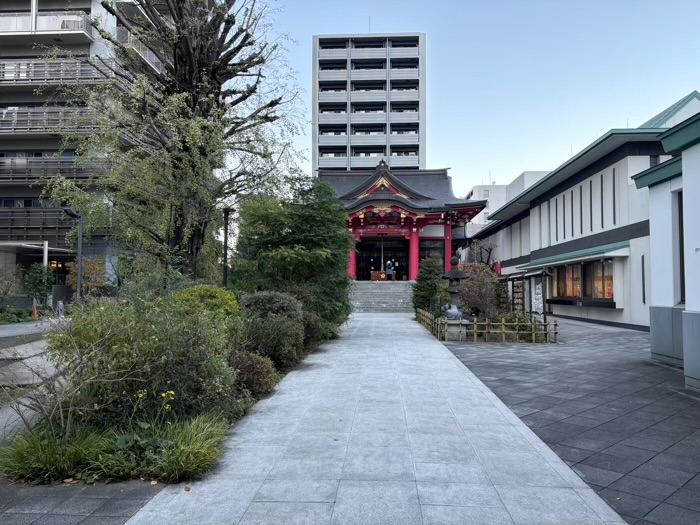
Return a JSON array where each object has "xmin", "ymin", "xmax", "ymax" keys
[{"xmin": 351, "ymin": 280, "xmax": 414, "ymax": 313}]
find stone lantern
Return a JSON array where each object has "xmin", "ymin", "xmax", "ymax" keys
[{"xmin": 442, "ymin": 256, "xmax": 467, "ymax": 311}]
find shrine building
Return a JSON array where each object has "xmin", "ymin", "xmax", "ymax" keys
[{"xmin": 319, "ymin": 160, "xmax": 486, "ymax": 280}]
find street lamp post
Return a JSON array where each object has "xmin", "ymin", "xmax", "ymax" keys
[
  {"xmin": 64, "ymin": 209, "xmax": 83, "ymax": 302},
  {"xmin": 222, "ymin": 208, "xmax": 231, "ymax": 288}
]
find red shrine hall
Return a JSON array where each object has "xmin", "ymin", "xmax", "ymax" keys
[{"xmin": 319, "ymin": 161, "xmax": 486, "ymax": 281}]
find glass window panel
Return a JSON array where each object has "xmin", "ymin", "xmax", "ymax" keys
[
  {"xmin": 573, "ymin": 264, "xmax": 582, "ymax": 297},
  {"xmin": 593, "ymin": 261, "xmax": 604, "ymax": 299},
  {"xmin": 566, "ymin": 266, "xmax": 573, "ymax": 297},
  {"xmin": 584, "ymin": 262, "xmax": 594, "ymax": 297},
  {"xmin": 556, "ymin": 267, "xmax": 566, "ymax": 297},
  {"xmin": 604, "ymin": 260, "xmax": 614, "ymax": 299}
]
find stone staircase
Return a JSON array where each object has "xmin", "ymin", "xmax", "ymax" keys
[{"xmin": 351, "ymin": 280, "xmax": 415, "ymax": 313}]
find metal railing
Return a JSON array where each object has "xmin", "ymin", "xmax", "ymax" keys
[
  {"xmin": 0, "ymin": 158, "xmax": 104, "ymax": 185},
  {"xmin": 0, "ymin": 107, "xmax": 96, "ymax": 134},
  {"xmin": 115, "ymin": 27, "xmax": 164, "ymax": 73},
  {"xmin": 0, "ymin": 58, "xmax": 120, "ymax": 87},
  {"xmin": 0, "ymin": 208, "xmax": 73, "ymax": 247},
  {"xmin": 0, "ymin": 11, "xmax": 93, "ymax": 37}
]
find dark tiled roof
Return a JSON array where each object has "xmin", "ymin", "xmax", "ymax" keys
[{"xmin": 319, "ymin": 166, "xmax": 482, "ymax": 212}]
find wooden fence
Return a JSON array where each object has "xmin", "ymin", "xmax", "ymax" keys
[{"xmin": 416, "ymin": 309, "xmax": 558, "ymax": 344}]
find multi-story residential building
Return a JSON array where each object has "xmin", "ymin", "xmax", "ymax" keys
[
  {"xmin": 312, "ymin": 33, "xmax": 426, "ymax": 172},
  {"xmin": 469, "ymin": 92, "xmax": 700, "ymax": 330},
  {"xmin": 465, "ymin": 184, "xmax": 508, "ymax": 226},
  {"xmin": 0, "ymin": 1, "xmax": 160, "ymax": 299}
]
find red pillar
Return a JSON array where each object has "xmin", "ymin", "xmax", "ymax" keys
[
  {"xmin": 348, "ymin": 242, "xmax": 357, "ymax": 280},
  {"xmin": 444, "ymin": 221, "xmax": 452, "ymax": 272},
  {"xmin": 409, "ymin": 225, "xmax": 419, "ymax": 280}
]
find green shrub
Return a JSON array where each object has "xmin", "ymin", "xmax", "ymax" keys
[
  {"xmin": 0, "ymin": 307, "xmax": 33, "ymax": 324},
  {"xmin": 0, "ymin": 424, "xmax": 109, "ymax": 482},
  {"xmin": 240, "ymin": 291, "xmax": 302, "ymax": 320},
  {"xmin": 172, "ymin": 285, "xmax": 239, "ymax": 317},
  {"xmin": 230, "ymin": 351, "xmax": 279, "ymax": 397},
  {"xmin": 0, "ymin": 415, "xmax": 229, "ymax": 483},
  {"xmin": 45, "ymin": 298, "xmax": 240, "ymax": 427},
  {"xmin": 240, "ymin": 315, "xmax": 304, "ymax": 371},
  {"xmin": 459, "ymin": 263, "xmax": 502, "ymax": 318},
  {"xmin": 302, "ymin": 311, "xmax": 323, "ymax": 349},
  {"xmin": 412, "ymin": 256, "xmax": 444, "ymax": 313}
]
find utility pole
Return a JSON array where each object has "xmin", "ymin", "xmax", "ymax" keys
[{"xmin": 222, "ymin": 208, "xmax": 231, "ymax": 288}]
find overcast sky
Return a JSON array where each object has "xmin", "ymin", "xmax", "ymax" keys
[{"xmin": 273, "ymin": 0, "xmax": 700, "ymax": 196}]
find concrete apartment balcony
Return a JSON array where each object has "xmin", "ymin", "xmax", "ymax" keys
[
  {"xmin": 350, "ymin": 48, "xmax": 387, "ymax": 59},
  {"xmin": 351, "ymin": 112, "xmax": 386, "ymax": 124},
  {"xmin": 351, "ymin": 134, "xmax": 386, "ymax": 146},
  {"xmin": 390, "ymin": 89, "xmax": 419, "ymax": 102},
  {"xmin": 115, "ymin": 27, "xmax": 164, "ymax": 73},
  {"xmin": 389, "ymin": 155, "xmax": 419, "ymax": 168},
  {"xmin": 0, "ymin": 11, "xmax": 94, "ymax": 44},
  {"xmin": 0, "ymin": 208, "xmax": 72, "ymax": 247},
  {"xmin": 318, "ymin": 156, "xmax": 348, "ymax": 169},
  {"xmin": 390, "ymin": 47, "xmax": 419, "ymax": 59},
  {"xmin": 318, "ymin": 91, "xmax": 347, "ymax": 103},
  {"xmin": 390, "ymin": 111, "xmax": 419, "ymax": 123},
  {"xmin": 318, "ymin": 113, "xmax": 348, "ymax": 125},
  {"xmin": 351, "ymin": 90, "xmax": 386, "ymax": 103},
  {"xmin": 318, "ymin": 134, "xmax": 348, "ymax": 146},
  {"xmin": 0, "ymin": 107, "xmax": 96, "ymax": 136},
  {"xmin": 318, "ymin": 49, "xmax": 349, "ymax": 60},
  {"xmin": 0, "ymin": 158, "xmax": 103, "ymax": 185},
  {"xmin": 319, "ymin": 70, "xmax": 348, "ymax": 81},
  {"xmin": 351, "ymin": 69, "xmax": 387, "ymax": 81},
  {"xmin": 390, "ymin": 68, "xmax": 419, "ymax": 80},
  {"xmin": 0, "ymin": 59, "xmax": 119, "ymax": 90},
  {"xmin": 351, "ymin": 156, "xmax": 384, "ymax": 169},
  {"xmin": 390, "ymin": 133, "xmax": 419, "ymax": 145}
]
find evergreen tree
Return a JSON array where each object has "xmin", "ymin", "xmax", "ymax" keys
[{"xmin": 412, "ymin": 256, "xmax": 444, "ymax": 314}]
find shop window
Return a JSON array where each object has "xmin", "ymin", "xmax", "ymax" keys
[{"xmin": 553, "ymin": 260, "xmax": 613, "ymax": 300}]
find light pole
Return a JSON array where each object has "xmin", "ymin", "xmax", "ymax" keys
[
  {"xmin": 222, "ymin": 208, "xmax": 231, "ymax": 288},
  {"xmin": 64, "ymin": 209, "xmax": 83, "ymax": 302}
]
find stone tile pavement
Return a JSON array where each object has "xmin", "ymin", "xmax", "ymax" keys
[
  {"xmin": 446, "ymin": 318, "xmax": 700, "ymax": 525},
  {"xmin": 120, "ymin": 313, "xmax": 623, "ymax": 525}
]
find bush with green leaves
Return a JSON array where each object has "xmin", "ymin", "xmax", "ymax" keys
[
  {"xmin": 412, "ymin": 256, "xmax": 444, "ymax": 314},
  {"xmin": 43, "ymin": 297, "xmax": 242, "ymax": 429},
  {"xmin": 0, "ymin": 414, "xmax": 228, "ymax": 483},
  {"xmin": 302, "ymin": 311, "xmax": 323, "ymax": 350},
  {"xmin": 239, "ymin": 315, "xmax": 304, "ymax": 371},
  {"xmin": 172, "ymin": 284, "xmax": 239, "ymax": 317},
  {"xmin": 230, "ymin": 351, "xmax": 279, "ymax": 397},
  {"xmin": 239, "ymin": 291, "xmax": 302, "ymax": 320},
  {"xmin": 26, "ymin": 263, "xmax": 54, "ymax": 305}
]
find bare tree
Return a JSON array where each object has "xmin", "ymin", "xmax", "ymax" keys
[{"xmin": 469, "ymin": 238, "xmax": 498, "ymax": 265}]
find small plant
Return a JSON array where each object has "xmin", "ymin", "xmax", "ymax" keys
[
  {"xmin": 230, "ymin": 351, "xmax": 279, "ymax": 397},
  {"xmin": 26, "ymin": 263, "xmax": 54, "ymax": 305},
  {"xmin": 172, "ymin": 285, "xmax": 239, "ymax": 317}
]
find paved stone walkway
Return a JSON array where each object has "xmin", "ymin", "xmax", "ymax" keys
[
  {"xmin": 447, "ymin": 318, "xmax": 700, "ymax": 525},
  {"xmin": 124, "ymin": 313, "xmax": 623, "ymax": 525}
]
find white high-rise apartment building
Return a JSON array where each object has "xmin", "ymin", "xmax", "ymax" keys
[{"xmin": 312, "ymin": 33, "xmax": 426, "ymax": 172}]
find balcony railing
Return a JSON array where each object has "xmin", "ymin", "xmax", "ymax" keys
[
  {"xmin": 0, "ymin": 107, "xmax": 97, "ymax": 135},
  {"xmin": 115, "ymin": 27, "xmax": 164, "ymax": 73},
  {"xmin": 0, "ymin": 158, "xmax": 105, "ymax": 185},
  {"xmin": 0, "ymin": 208, "xmax": 73, "ymax": 246},
  {"xmin": 0, "ymin": 58, "xmax": 120, "ymax": 87},
  {"xmin": 0, "ymin": 11, "xmax": 93, "ymax": 38}
]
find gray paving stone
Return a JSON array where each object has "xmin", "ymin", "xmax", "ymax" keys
[
  {"xmin": 267, "ymin": 458, "xmax": 345, "ymax": 480},
  {"xmin": 238, "ymin": 502, "xmax": 333, "ymax": 525},
  {"xmin": 414, "ymin": 462, "xmax": 491, "ymax": 484},
  {"xmin": 90, "ymin": 499, "xmax": 150, "ymax": 517},
  {"xmin": 51, "ymin": 498, "xmax": 108, "ymax": 516},
  {"xmin": 341, "ymin": 446, "xmax": 414, "ymax": 481},
  {"xmin": 406, "ymin": 414, "xmax": 463, "ymax": 435},
  {"xmin": 331, "ymin": 480, "xmax": 421, "ymax": 525},
  {"xmin": 253, "ymin": 480, "xmax": 339, "ymax": 502},
  {"xmin": 416, "ymin": 482, "xmax": 502, "ymax": 507},
  {"xmin": 463, "ymin": 425, "xmax": 535, "ymax": 452},
  {"xmin": 420, "ymin": 504, "xmax": 515, "ymax": 525},
  {"xmin": 349, "ymin": 432, "xmax": 409, "ymax": 447},
  {"xmin": 32, "ymin": 515, "xmax": 84, "ymax": 525},
  {"xmin": 495, "ymin": 486, "xmax": 604, "ymax": 525},
  {"xmin": 409, "ymin": 433, "xmax": 476, "ymax": 464},
  {"xmin": 5, "ymin": 497, "xmax": 65, "ymax": 514},
  {"xmin": 76, "ymin": 518, "xmax": 129, "ymax": 525},
  {"xmin": 0, "ymin": 514, "xmax": 42, "ymax": 525},
  {"xmin": 638, "ymin": 503, "xmax": 700, "ymax": 525},
  {"xmin": 666, "ymin": 487, "xmax": 700, "ymax": 512},
  {"xmin": 477, "ymin": 450, "xmax": 567, "ymax": 487},
  {"xmin": 598, "ymin": 488, "xmax": 660, "ymax": 519},
  {"xmin": 608, "ymin": 475, "xmax": 677, "ymax": 501}
]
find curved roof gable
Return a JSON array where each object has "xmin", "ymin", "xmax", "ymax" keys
[{"xmin": 338, "ymin": 161, "xmax": 432, "ymax": 200}]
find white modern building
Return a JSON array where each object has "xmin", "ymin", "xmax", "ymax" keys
[
  {"xmin": 466, "ymin": 184, "xmax": 508, "ymax": 225},
  {"xmin": 312, "ymin": 33, "xmax": 426, "ymax": 172},
  {"xmin": 470, "ymin": 92, "xmax": 700, "ymax": 330},
  {"xmin": 632, "ymin": 109, "xmax": 700, "ymax": 391}
]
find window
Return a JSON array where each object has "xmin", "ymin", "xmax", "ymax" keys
[
  {"xmin": 589, "ymin": 180, "xmax": 593, "ymax": 231},
  {"xmin": 579, "ymin": 186, "xmax": 583, "ymax": 235},
  {"xmin": 483, "ymin": 190, "xmax": 489, "ymax": 198},
  {"xmin": 563, "ymin": 195, "xmax": 566, "ymax": 240},
  {"xmin": 600, "ymin": 173, "xmax": 604, "ymax": 229},
  {"xmin": 679, "ymin": 191, "xmax": 685, "ymax": 302},
  {"xmin": 553, "ymin": 260, "xmax": 613, "ymax": 300},
  {"xmin": 571, "ymin": 190, "xmax": 574, "ymax": 237},
  {"xmin": 555, "ymin": 198, "xmax": 558, "ymax": 241},
  {"xmin": 650, "ymin": 155, "xmax": 659, "ymax": 168}
]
